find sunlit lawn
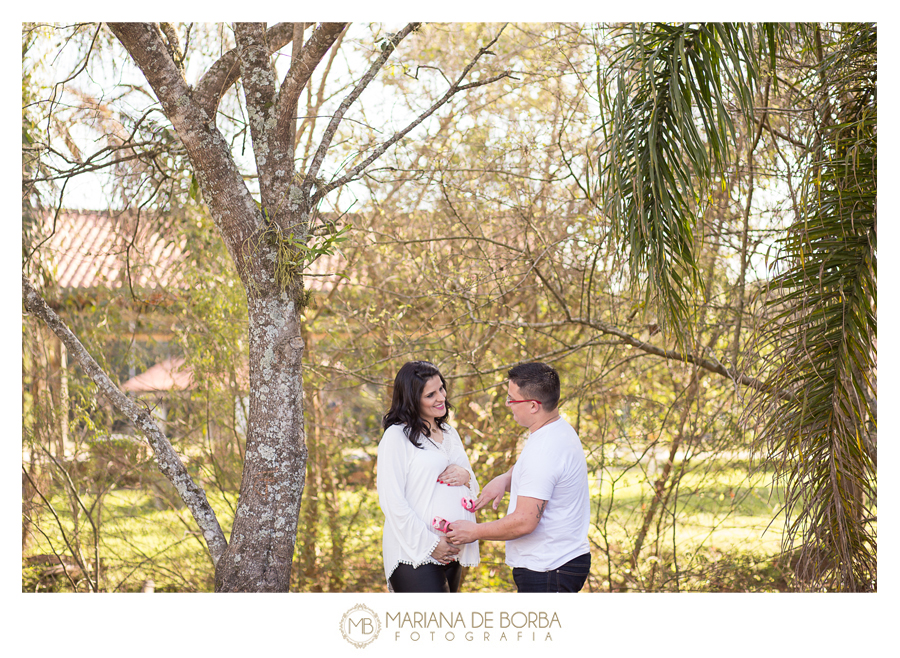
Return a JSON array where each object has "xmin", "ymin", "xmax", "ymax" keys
[
  {"xmin": 23, "ymin": 487, "xmax": 235, "ymax": 592},
  {"xmin": 24, "ymin": 460, "xmax": 791, "ymax": 592}
]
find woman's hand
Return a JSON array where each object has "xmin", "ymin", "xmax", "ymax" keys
[
  {"xmin": 437, "ymin": 464, "xmax": 470, "ymax": 487},
  {"xmin": 431, "ymin": 536, "xmax": 460, "ymax": 564}
]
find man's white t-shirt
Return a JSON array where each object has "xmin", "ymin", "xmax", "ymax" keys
[{"xmin": 505, "ymin": 417, "xmax": 590, "ymax": 572}]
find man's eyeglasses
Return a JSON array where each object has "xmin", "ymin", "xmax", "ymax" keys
[{"xmin": 506, "ymin": 396, "xmax": 542, "ymax": 406}]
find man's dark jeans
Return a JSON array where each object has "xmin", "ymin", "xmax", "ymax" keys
[{"xmin": 512, "ymin": 553, "xmax": 591, "ymax": 592}]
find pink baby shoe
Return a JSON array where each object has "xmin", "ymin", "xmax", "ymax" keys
[{"xmin": 432, "ymin": 516, "xmax": 451, "ymax": 533}]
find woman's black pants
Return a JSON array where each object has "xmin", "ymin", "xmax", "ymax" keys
[{"xmin": 389, "ymin": 561, "xmax": 462, "ymax": 593}]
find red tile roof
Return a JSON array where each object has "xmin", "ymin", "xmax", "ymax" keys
[
  {"xmin": 33, "ymin": 210, "xmax": 346, "ymax": 292},
  {"xmin": 35, "ymin": 211, "xmax": 187, "ymax": 290},
  {"xmin": 121, "ymin": 357, "xmax": 195, "ymax": 392},
  {"xmin": 121, "ymin": 357, "xmax": 250, "ymax": 393}
]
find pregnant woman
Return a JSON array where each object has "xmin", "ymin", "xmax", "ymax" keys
[{"xmin": 377, "ymin": 361, "xmax": 479, "ymax": 592}]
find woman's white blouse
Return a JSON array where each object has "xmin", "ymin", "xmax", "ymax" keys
[{"xmin": 377, "ymin": 423, "xmax": 480, "ymax": 585}]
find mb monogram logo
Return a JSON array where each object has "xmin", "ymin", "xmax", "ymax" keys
[{"xmin": 340, "ymin": 604, "xmax": 381, "ymax": 648}]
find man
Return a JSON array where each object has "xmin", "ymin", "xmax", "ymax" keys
[{"xmin": 447, "ymin": 362, "xmax": 591, "ymax": 592}]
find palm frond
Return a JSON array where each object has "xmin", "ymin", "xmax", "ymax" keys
[
  {"xmin": 755, "ymin": 23, "xmax": 876, "ymax": 592},
  {"xmin": 598, "ymin": 22, "xmax": 773, "ymax": 346}
]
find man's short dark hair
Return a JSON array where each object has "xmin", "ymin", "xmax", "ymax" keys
[{"xmin": 508, "ymin": 362, "xmax": 560, "ymax": 411}]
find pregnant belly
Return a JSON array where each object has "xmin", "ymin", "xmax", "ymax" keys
[{"xmin": 431, "ymin": 483, "xmax": 475, "ymax": 527}]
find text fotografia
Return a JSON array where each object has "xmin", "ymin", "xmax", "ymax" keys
[{"xmin": 386, "ymin": 611, "xmax": 561, "ymax": 642}]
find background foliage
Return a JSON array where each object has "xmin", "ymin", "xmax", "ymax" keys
[{"xmin": 22, "ymin": 22, "xmax": 874, "ymax": 592}]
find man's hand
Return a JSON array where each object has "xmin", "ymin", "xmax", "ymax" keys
[
  {"xmin": 449, "ymin": 496, "xmax": 546, "ymax": 543},
  {"xmin": 473, "ymin": 471, "xmax": 511, "ymax": 511},
  {"xmin": 446, "ymin": 520, "xmax": 479, "ymax": 545}
]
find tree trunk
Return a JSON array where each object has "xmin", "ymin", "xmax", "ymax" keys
[
  {"xmin": 214, "ymin": 294, "xmax": 306, "ymax": 592},
  {"xmin": 630, "ymin": 367, "xmax": 703, "ymax": 569}
]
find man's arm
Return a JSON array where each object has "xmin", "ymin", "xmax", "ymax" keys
[{"xmin": 446, "ymin": 495, "xmax": 546, "ymax": 544}]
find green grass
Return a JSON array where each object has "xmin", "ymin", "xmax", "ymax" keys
[
  {"xmin": 591, "ymin": 465, "xmax": 785, "ymax": 542},
  {"xmin": 23, "ymin": 462, "xmax": 793, "ymax": 592},
  {"xmin": 589, "ymin": 464, "xmax": 790, "ymax": 591},
  {"xmin": 23, "ymin": 487, "xmax": 233, "ymax": 592}
]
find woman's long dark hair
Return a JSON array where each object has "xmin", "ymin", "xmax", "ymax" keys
[{"xmin": 382, "ymin": 361, "xmax": 453, "ymax": 448}]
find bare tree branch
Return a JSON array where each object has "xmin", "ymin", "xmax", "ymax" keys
[
  {"xmin": 503, "ymin": 316, "xmax": 792, "ymax": 399},
  {"xmin": 32, "ymin": 144, "xmax": 166, "ymax": 182},
  {"xmin": 106, "ymin": 22, "xmax": 199, "ymax": 127},
  {"xmin": 194, "ymin": 22, "xmax": 295, "ymax": 121},
  {"xmin": 300, "ymin": 22, "xmax": 421, "ymax": 201},
  {"xmin": 309, "ymin": 25, "xmax": 515, "ymax": 205},
  {"xmin": 52, "ymin": 24, "xmax": 102, "ymax": 89},
  {"xmin": 287, "ymin": 23, "xmax": 310, "ymax": 149},
  {"xmin": 22, "ymin": 275, "xmax": 229, "ymax": 565},
  {"xmin": 276, "ymin": 22, "xmax": 347, "ymax": 152},
  {"xmin": 754, "ymin": 114, "xmax": 810, "ymax": 151},
  {"xmin": 158, "ymin": 22, "xmax": 187, "ymax": 78},
  {"xmin": 22, "ymin": 465, "xmax": 96, "ymax": 591},
  {"xmin": 233, "ymin": 22, "xmax": 282, "ymax": 206}
]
